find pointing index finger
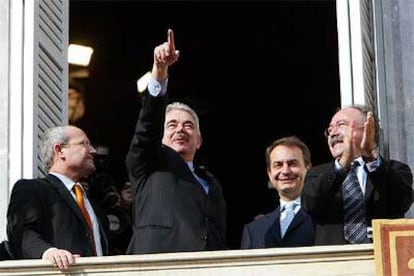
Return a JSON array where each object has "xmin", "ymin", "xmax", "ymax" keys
[{"xmin": 167, "ymin": 29, "xmax": 175, "ymax": 52}]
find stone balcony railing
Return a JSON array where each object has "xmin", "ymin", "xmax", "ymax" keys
[{"xmin": 0, "ymin": 244, "xmax": 375, "ymax": 276}]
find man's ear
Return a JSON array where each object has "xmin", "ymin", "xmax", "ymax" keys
[
  {"xmin": 267, "ymin": 168, "xmax": 273, "ymax": 182},
  {"xmin": 54, "ymin": 144, "xmax": 65, "ymax": 157},
  {"xmin": 196, "ymin": 135, "xmax": 203, "ymax": 150}
]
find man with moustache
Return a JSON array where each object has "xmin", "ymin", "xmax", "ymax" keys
[
  {"xmin": 125, "ymin": 29, "xmax": 227, "ymax": 254},
  {"xmin": 302, "ymin": 105, "xmax": 413, "ymax": 245}
]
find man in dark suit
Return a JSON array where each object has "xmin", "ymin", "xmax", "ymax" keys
[
  {"xmin": 7, "ymin": 126, "xmax": 109, "ymax": 269},
  {"xmin": 241, "ymin": 136, "xmax": 315, "ymax": 249},
  {"xmin": 125, "ymin": 29, "xmax": 227, "ymax": 254},
  {"xmin": 302, "ymin": 105, "xmax": 413, "ymax": 245}
]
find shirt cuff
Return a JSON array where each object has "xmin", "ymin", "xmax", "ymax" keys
[
  {"xmin": 365, "ymin": 157, "xmax": 381, "ymax": 172},
  {"xmin": 334, "ymin": 159, "xmax": 344, "ymax": 172},
  {"xmin": 148, "ymin": 77, "xmax": 168, "ymax": 97}
]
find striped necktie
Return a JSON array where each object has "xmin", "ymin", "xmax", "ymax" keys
[{"xmin": 342, "ymin": 162, "xmax": 368, "ymax": 243}]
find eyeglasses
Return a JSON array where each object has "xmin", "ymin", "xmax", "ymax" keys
[
  {"xmin": 324, "ymin": 120, "xmax": 364, "ymax": 138},
  {"xmin": 63, "ymin": 140, "xmax": 96, "ymax": 149},
  {"xmin": 324, "ymin": 120, "xmax": 350, "ymax": 138}
]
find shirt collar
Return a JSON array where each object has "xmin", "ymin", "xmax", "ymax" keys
[
  {"xmin": 49, "ymin": 172, "xmax": 77, "ymax": 191},
  {"xmin": 279, "ymin": 197, "xmax": 301, "ymax": 209},
  {"xmin": 354, "ymin": 156, "xmax": 364, "ymax": 166},
  {"xmin": 186, "ymin": 161, "xmax": 195, "ymax": 172}
]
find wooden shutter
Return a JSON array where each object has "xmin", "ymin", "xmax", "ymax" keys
[{"xmin": 24, "ymin": 0, "xmax": 69, "ymax": 177}]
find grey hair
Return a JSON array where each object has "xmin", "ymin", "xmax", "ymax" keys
[
  {"xmin": 40, "ymin": 126, "xmax": 69, "ymax": 171},
  {"xmin": 165, "ymin": 102, "xmax": 201, "ymax": 134}
]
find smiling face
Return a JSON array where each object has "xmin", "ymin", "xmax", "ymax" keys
[
  {"xmin": 326, "ymin": 107, "xmax": 365, "ymax": 159},
  {"xmin": 267, "ymin": 145, "xmax": 310, "ymax": 201},
  {"xmin": 162, "ymin": 109, "xmax": 202, "ymax": 162}
]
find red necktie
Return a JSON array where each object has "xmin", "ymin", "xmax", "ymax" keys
[{"xmin": 73, "ymin": 183, "xmax": 96, "ymax": 255}]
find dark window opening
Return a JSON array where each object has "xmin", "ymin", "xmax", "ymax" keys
[{"xmin": 69, "ymin": 1, "xmax": 340, "ymax": 250}]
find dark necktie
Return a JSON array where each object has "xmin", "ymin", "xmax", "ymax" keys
[
  {"xmin": 194, "ymin": 166, "xmax": 209, "ymax": 194},
  {"xmin": 342, "ymin": 162, "xmax": 367, "ymax": 243},
  {"xmin": 280, "ymin": 201, "xmax": 297, "ymax": 238},
  {"xmin": 73, "ymin": 183, "xmax": 97, "ymax": 255}
]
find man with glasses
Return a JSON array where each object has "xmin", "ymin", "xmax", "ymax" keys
[
  {"xmin": 302, "ymin": 105, "xmax": 413, "ymax": 245},
  {"xmin": 7, "ymin": 126, "xmax": 109, "ymax": 270}
]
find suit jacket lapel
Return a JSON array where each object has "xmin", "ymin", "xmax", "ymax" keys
[
  {"xmin": 195, "ymin": 165, "xmax": 216, "ymax": 193},
  {"xmin": 364, "ymin": 174, "xmax": 374, "ymax": 200},
  {"xmin": 164, "ymin": 146, "xmax": 205, "ymax": 190},
  {"xmin": 46, "ymin": 174, "xmax": 109, "ymax": 254},
  {"xmin": 45, "ymin": 174, "xmax": 88, "ymax": 227},
  {"xmin": 287, "ymin": 208, "xmax": 307, "ymax": 233},
  {"xmin": 264, "ymin": 208, "xmax": 283, "ymax": 247}
]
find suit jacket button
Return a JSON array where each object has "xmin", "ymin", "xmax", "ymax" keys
[{"xmin": 202, "ymin": 235, "xmax": 208, "ymax": 241}]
